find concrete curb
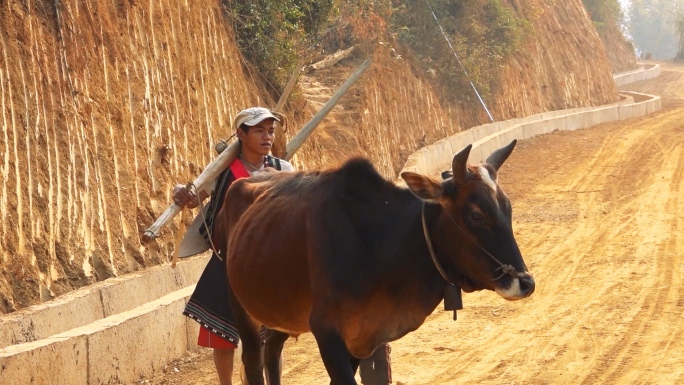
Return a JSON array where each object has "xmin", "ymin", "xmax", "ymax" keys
[
  {"xmin": 0, "ymin": 254, "xmax": 208, "ymax": 384},
  {"xmin": 0, "ymin": 253, "xmax": 209, "ymax": 349},
  {"xmin": 0, "ymin": 65, "xmax": 662, "ymax": 384},
  {"xmin": 0, "ymin": 285, "xmax": 201, "ymax": 385},
  {"xmin": 613, "ymin": 63, "xmax": 661, "ymax": 87},
  {"xmin": 397, "ymin": 66, "xmax": 661, "ymax": 179}
]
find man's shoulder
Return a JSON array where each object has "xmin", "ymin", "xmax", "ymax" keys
[
  {"xmin": 278, "ymin": 159, "xmax": 294, "ymax": 172},
  {"xmin": 269, "ymin": 156, "xmax": 294, "ymax": 172}
]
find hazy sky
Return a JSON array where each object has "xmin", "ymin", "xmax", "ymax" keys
[{"xmin": 619, "ymin": 0, "xmax": 629, "ymax": 11}]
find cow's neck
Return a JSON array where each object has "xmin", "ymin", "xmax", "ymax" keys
[
  {"xmin": 342, "ymin": 192, "xmax": 453, "ymax": 357},
  {"xmin": 368, "ymin": 199, "xmax": 449, "ymax": 347}
]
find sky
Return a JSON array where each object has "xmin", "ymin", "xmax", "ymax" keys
[{"xmin": 619, "ymin": 0, "xmax": 630, "ymax": 10}]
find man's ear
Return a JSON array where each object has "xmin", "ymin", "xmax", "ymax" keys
[
  {"xmin": 236, "ymin": 127, "xmax": 246, "ymax": 141},
  {"xmin": 401, "ymin": 172, "xmax": 444, "ymax": 201}
]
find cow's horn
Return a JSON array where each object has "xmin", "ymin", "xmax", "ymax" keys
[
  {"xmin": 451, "ymin": 144, "xmax": 472, "ymax": 183},
  {"xmin": 486, "ymin": 139, "xmax": 517, "ymax": 171}
]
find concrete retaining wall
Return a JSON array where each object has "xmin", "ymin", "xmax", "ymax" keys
[
  {"xmin": 1, "ymin": 285, "xmax": 201, "ymax": 385},
  {"xmin": 0, "ymin": 254, "xmax": 208, "ymax": 350},
  {"xmin": 398, "ymin": 90, "xmax": 661, "ymax": 179},
  {"xmin": 0, "ymin": 65, "xmax": 663, "ymax": 384},
  {"xmin": 613, "ymin": 63, "xmax": 661, "ymax": 87},
  {"xmin": 0, "ymin": 255, "xmax": 208, "ymax": 384}
]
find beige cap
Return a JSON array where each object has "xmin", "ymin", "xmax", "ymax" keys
[{"xmin": 233, "ymin": 107, "xmax": 279, "ymax": 129}]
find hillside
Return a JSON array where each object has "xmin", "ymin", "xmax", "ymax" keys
[
  {"xmin": 581, "ymin": 0, "xmax": 638, "ymax": 72},
  {"xmin": 598, "ymin": 23, "xmax": 638, "ymax": 73},
  {"xmin": 0, "ymin": 0, "xmax": 621, "ymax": 313}
]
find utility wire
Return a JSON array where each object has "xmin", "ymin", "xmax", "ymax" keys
[{"xmin": 425, "ymin": 0, "xmax": 495, "ymax": 122}]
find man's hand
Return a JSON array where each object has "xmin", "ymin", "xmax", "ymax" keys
[{"xmin": 173, "ymin": 184, "xmax": 200, "ymax": 209}]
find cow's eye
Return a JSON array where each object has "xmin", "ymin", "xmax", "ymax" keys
[{"xmin": 470, "ymin": 212, "xmax": 485, "ymax": 222}]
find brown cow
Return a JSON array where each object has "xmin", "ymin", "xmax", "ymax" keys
[{"xmin": 219, "ymin": 140, "xmax": 534, "ymax": 385}]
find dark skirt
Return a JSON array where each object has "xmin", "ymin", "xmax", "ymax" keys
[{"xmin": 182, "ymin": 253, "xmax": 240, "ymax": 345}]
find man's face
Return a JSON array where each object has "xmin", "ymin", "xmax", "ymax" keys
[{"xmin": 238, "ymin": 118, "xmax": 276, "ymax": 156}]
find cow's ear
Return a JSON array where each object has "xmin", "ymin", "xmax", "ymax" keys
[
  {"xmin": 401, "ymin": 172, "xmax": 443, "ymax": 201},
  {"xmin": 441, "ymin": 170, "xmax": 453, "ymax": 180}
]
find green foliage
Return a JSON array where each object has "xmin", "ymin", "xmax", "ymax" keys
[
  {"xmin": 317, "ymin": 1, "xmax": 391, "ymax": 53},
  {"xmin": 223, "ymin": 0, "xmax": 335, "ymax": 91},
  {"xmin": 223, "ymin": 0, "xmax": 528, "ymax": 106},
  {"xmin": 582, "ymin": 0, "xmax": 623, "ymax": 31},
  {"xmin": 391, "ymin": 0, "xmax": 530, "ymax": 104}
]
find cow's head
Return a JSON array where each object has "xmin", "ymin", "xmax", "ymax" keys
[{"xmin": 401, "ymin": 140, "xmax": 534, "ymax": 300}]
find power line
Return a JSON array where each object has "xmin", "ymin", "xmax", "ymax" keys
[{"xmin": 425, "ymin": 0, "xmax": 495, "ymax": 122}]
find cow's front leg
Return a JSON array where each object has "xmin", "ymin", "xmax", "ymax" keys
[
  {"xmin": 311, "ymin": 318, "xmax": 358, "ymax": 385},
  {"xmin": 263, "ymin": 329, "xmax": 289, "ymax": 385}
]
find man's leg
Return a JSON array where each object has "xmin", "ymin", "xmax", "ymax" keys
[
  {"xmin": 372, "ymin": 344, "xmax": 391, "ymax": 385},
  {"xmin": 214, "ymin": 347, "xmax": 235, "ymax": 385},
  {"xmin": 198, "ymin": 326, "xmax": 238, "ymax": 385},
  {"xmin": 359, "ymin": 344, "xmax": 392, "ymax": 385},
  {"xmin": 359, "ymin": 355, "xmax": 375, "ymax": 385}
]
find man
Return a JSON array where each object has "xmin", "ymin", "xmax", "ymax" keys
[
  {"xmin": 174, "ymin": 107, "xmax": 292, "ymax": 385},
  {"xmin": 360, "ymin": 343, "xmax": 392, "ymax": 385}
]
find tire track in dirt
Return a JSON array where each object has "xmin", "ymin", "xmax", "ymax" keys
[
  {"xmin": 392, "ymin": 105, "xmax": 682, "ymax": 385},
  {"xmin": 406, "ymin": 71, "xmax": 684, "ymax": 385},
  {"xmin": 394, "ymin": 109, "xmax": 684, "ymax": 385},
  {"xmin": 587, "ymin": 113, "xmax": 684, "ymax": 384},
  {"xmin": 557, "ymin": 112, "xmax": 681, "ymax": 384}
]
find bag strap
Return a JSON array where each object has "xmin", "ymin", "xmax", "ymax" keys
[
  {"xmin": 266, "ymin": 155, "xmax": 282, "ymax": 171},
  {"xmin": 229, "ymin": 158, "xmax": 251, "ymax": 179}
]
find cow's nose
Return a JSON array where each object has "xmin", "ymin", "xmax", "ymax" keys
[{"xmin": 518, "ymin": 273, "xmax": 535, "ymax": 297}]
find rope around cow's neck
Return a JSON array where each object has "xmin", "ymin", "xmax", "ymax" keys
[
  {"xmin": 421, "ymin": 201, "xmax": 519, "ymax": 282},
  {"xmin": 421, "ymin": 202, "xmax": 452, "ymax": 283}
]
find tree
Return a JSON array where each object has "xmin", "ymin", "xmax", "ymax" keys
[
  {"xmin": 676, "ymin": 13, "xmax": 684, "ymax": 58},
  {"xmin": 583, "ymin": 0, "xmax": 623, "ymax": 30},
  {"xmin": 627, "ymin": 0, "xmax": 684, "ymax": 59}
]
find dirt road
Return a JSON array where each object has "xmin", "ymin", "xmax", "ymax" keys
[{"xmin": 144, "ymin": 63, "xmax": 684, "ymax": 384}]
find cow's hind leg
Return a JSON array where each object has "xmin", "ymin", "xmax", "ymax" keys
[
  {"xmin": 263, "ymin": 330, "xmax": 289, "ymax": 385},
  {"xmin": 311, "ymin": 321, "xmax": 358, "ymax": 385}
]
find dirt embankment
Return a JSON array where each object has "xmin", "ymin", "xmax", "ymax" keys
[
  {"xmin": 0, "ymin": 1, "xmax": 265, "ymax": 312},
  {"xmin": 1, "ymin": 0, "xmax": 622, "ymax": 313},
  {"xmin": 581, "ymin": 0, "xmax": 638, "ymax": 73},
  {"xmin": 598, "ymin": 24, "xmax": 638, "ymax": 73},
  {"xmin": 494, "ymin": 0, "xmax": 621, "ymax": 118}
]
